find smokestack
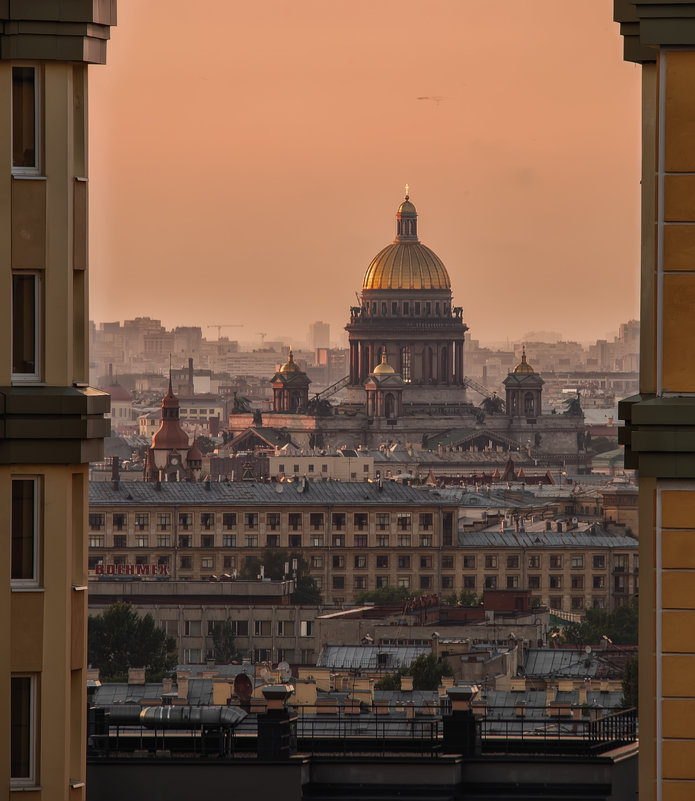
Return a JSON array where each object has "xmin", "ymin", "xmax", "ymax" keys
[
  {"xmin": 188, "ymin": 357, "xmax": 194, "ymax": 389},
  {"xmin": 111, "ymin": 455, "xmax": 120, "ymax": 490}
]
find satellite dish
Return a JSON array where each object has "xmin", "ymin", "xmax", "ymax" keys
[
  {"xmin": 572, "ymin": 517, "xmax": 578, "ymax": 525},
  {"xmin": 584, "ymin": 645, "xmax": 592, "ymax": 655},
  {"xmin": 275, "ymin": 484, "xmax": 284, "ymax": 493},
  {"xmin": 278, "ymin": 661, "xmax": 291, "ymax": 681}
]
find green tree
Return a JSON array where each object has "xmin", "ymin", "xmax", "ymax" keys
[
  {"xmin": 562, "ymin": 596, "xmax": 638, "ymax": 645},
  {"xmin": 211, "ymin": 619, "xmax": 239, "ymax": 663},
  {"xmin": 621, "ymin": 657, "xmax": 638, "ymax": 710},
  {"xmin": 355, "ymin": 585, "xmax": 411, "ymax": 605},
  {"xmin": 374, "ymin": 653, "xmax": 454, "ymax": 692},
  {"xmin": 240, "ymin": 549, "xmax": 322, "ymax": 604},
  {"xmin": 88, "ymin": 602, "xmax": 177, "ymax": 682},
  {"xmin": 195, "ymin": 436, "xmax": 217, "ymax": 455}
]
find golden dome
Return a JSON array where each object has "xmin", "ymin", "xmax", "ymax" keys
[
  {"xmin": 398, "ymin": 198, "xmax": 417, "ymax": 216},
  {"xmin": 513, "ymin": 349, "xmax": 534, "ymax": 374},
  {"xmin": 373, "ymin": 350, "xmax": 396, "ymax": 375},
  {"xmin": 363, "ymin": 242, "xmax": 451, "ymax": 290},
  {"xmin": 279, "ymin": 349, "xmax": 301, "ymax": 373}
]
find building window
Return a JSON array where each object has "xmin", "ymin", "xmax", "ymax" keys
[
  {"xmin": 201, "ymin": 513, "xmax": 214, "ymax": 530},
  {"xmin": 376, "ymin": 535, "xmax": 389, "ymax": 547},
  {"xmin": 571, "ymin": 575, "xmax": 584, "ymax": 589},
  {"xmin": 332, "ymin": 513, "xmax": 346, "ymax": 530},
  {"xmin": 113, "ymin": 535, "xmax": 126, "ymax": 549},
  {"xmin": 155, "ymin": 535, "xmax": 170, "ymax": 548},
  {"xmin": 549, "ymin": 575, "xmax": 562, "ymax": 589},
  {"xmin": 376, "ymin": 555, "xmax": 389, "ymax": 569},
  {"xmin": 253, "ymin": 620, "xmax": 271, "ymax": 637},
  {"xmin": 88, "ymin": 535, "xmax": 104, "ymax": 548},
  {"xmin": 420, "ymin": 575, "xmax": 432, "ymax": 590},
  {"xmin": 397, "ymin": 513, "xmax": 411, "ymax": 531},
  {"xmin": 397, "ymin": 555, "xmax": 410, "ymax": 569},
  {"xmin": 332, "ymin": 534, "xmax": 345, "ymax": 547},
  {"xmin": 310, "ymin": 535, "xmax": 324, "ymax": 547},
  {"xmin": 420, "ymin": 555, "xmax": 432, "ymax": 569},
  {"xmin": 310, "ymin": 513, "xmax": 324, "ymax": 530},
  {"xmin": 506, "ymin": 575, "xmax": 519, "ymax": 589},
  {"xmin": 463, "ymin": 576, "xmax": 476, "ymax": 589},
  {"xmin": 571, "ymin": 555, "xmax": 584, "ymax": 569},
  {"xmin": 528, "ymin": 575, "xmax": 540, "ymax": 589},
  {"xmin": 397, "ymin": 534, "xmax": 411, "ymax": 547},
  {"xmin": 183, "ymin": 649, "xmax": 202, "ymax": 664},
  {"xmin": 375, "ymin": 513, "xmax": 389, "ymax": 530},
  {"xmin": 266, "ymin": 513, "xmax": 280, "ymax": 530},
  {"xmin": 592, "ymin": 596, "xmax": 606, "ymax": 609},
  {"xmin": 12, "ymin": 479, "xmax": 39, "ymax": 587},
  {"xmin": 484, "ymin": 555, "xmax": 497, "ymax": 569},
  {"xmin": 419, "ymin": 535, "xmax": 432, "ymax": 547},
  {"xmin": 549, "ymin": 555, "xmax": 563, "ymax": 569},
  {"xmin": 441, "ymin": 576, "xmax": 454, "ymax": 589},
  {"xmin": 400, "ymin": 346, "xmax": 411, "ymax": 382},
  {"xmin": 354, "ymin": 534, "xmax": 368, "ymax": 547},
  {"xmin": 300, "ymin": 621, "xmax": 314, "ymax": 637},
  {"xmin": 593, "ymin": 575, "xmax": 606, "ymax": 589},
  {"xmin": 463, "ymin": 555, "xmax": 476, "ymax": 569},
  {"xmin": 354, "ymin": 513, "xmax": 368, "ymax": 531},
  {"xmin": 11, "ymin": 675, "xmax": 36, "ymax": 785},
  {"xmin": 289, "ymin": 534, "xmax": 302, "ymax": 547},
  {"xmin": 112, "ymin": 513, "xmax": 126, "ymax": 531},
  {"xmin": 549, "ymin": 596, "xmax": 562, "ymax": 609},
  {"xmin": 180, "ymin": 556, "xmax": 192, "ymax": 569},
  {"xmin": 89, "ymin": 513, "xmax": 105, "ymax": 531},
  {"xmin": 179, "ymin": 513, "xmax": 193, "ymax": 530},
  {"xmin": 222, "ymin": 513, "xmax": 236, "ymax": 530},
  {"xmin": 223, "ymin": 555, "xmax": 235, "ymax": 569},
  {"xmin": 135, "ymin": 535, "xmax": 148, "ymax": 548},
  {"xmin": 332, "ymin": 576, "xmax": 344, "ymax": 590},
  {"xmin": 311, "ymin": 555, "xmax": 323, "ymax": 569},
  {"xmin": 184, "ymin": 620, "xmax": 201, "ymax": 636},
  {"xmin": 12, "ymin": 66, "xmax": 40, "ymax": 173},
  {"xmin": 419, "ymin": 513, "xmax": 433, "ymax": 530},
  {"xmin": 354, "ymin": 555, "xmax": 367, "ymax": 569},
  {"xmin": 332, "ymin": 555, "xmax": 345, "ymax": 569},
  {"xmin": 201, "ymin": 534, "xmax": 214, "ymax": 547},
  {"xmin": 528, "ymin": 554, "xmax": 541, "ymax": 568},
  {"xmin": 222, "ymin": 534, "xmax": 236, "ymax": 547},
  {"xmin": 266, "ymin": 534, "xmax": 279, "ymax": 547},
  {"xmin": 201, "ymin": 557, "xmax": 214, "ymax": 570},
  {"xmin": 245, "ymin": 535, "xmax": 258, "ymax": 548},
  {"xmin": 277, "ymin": 620, "xmax": 295, "ymax": 636},
  {"xmin": 484, "ymin": 576, "xmax": 497, "ymax": 589},
  {"xmin": 376, "ymin": 575, "xmax": 389, "ymax": 588},
  {"xmin": 506, "ymin": 555, "xmax": 519, "ymax": 569},
  {"xmin": 614, "ymin": 554, "xmax": 627, "ymax": 571},
  {"xmin": 157, "ymin": 513, "xmax": 171, "ymax": 531},
  {"xmin": 135, "ymin": 514, "xmax": 149, "ymax": 531},
  {"xmin": 288, "ymin": 513, "xmax": 302, "ymax": 531},
  {"xmin": 244, "ymin": 513, "xmax": 258, "ymax": 529},
  {"xmin": 593, "ymin": 555, "xmax": 605, "ymax": 569},
  {"xmin": 354, "ymin": 576, "xmax": 367, "ymax": 590},
  {"xmin": 442, "ymin": 556, "xmax": 454, "ymax": 569},
  {"xmin": 571, "ymin": 596, "xmax": 585, "ymax": 610},
  {"xmin": 88, "ymin": 555, "xmax": 103, "ymax": 570}
]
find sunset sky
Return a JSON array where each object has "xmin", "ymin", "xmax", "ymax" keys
[{"xmin": 88, "ymin": 0, "xmax": 642, "ymax": 347}]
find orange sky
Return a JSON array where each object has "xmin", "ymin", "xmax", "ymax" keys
[{"xmin": 88, "ymin": 0, "xmax": 642, "ymax": 347}]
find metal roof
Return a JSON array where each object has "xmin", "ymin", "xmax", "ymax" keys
[
  {"xmin": 89, "ymin": 479, "xmax": 453, "ymax": 508},
  {"xmin": 458, "ymin": 527, "xmax": 636, "ymax": 549},
  {"xmin": 523, "ymin": 649, "xmax": 602, "ymax": 678},
  {"xmin": 317, "ymin": 644, "xmax": 430, "ymax": 671}
]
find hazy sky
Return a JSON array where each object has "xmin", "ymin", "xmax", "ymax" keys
[{"xmin": 88, "ymin": 0, "xmax": 641, "ymax": 347}]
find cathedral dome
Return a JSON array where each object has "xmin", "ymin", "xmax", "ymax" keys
[
  {"xmin": 372, "ymin": 350, "xmax": 396, "ymax": 375},
  {"xmin": 279, "ymin": 349, "xmax": 301, "ymax": 373},
  {"xmin": 362, "ymin": 194, "xmax": 451, "ymax": 291},
  {"xmin": 512, "ymin": 349, "xmax": 535, "ymax": 374}
]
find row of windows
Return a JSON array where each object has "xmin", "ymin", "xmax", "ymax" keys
[
  {"xmin": 277, "ymin": 463, "xmax": 371, "ymax": 475},
  {"xmin": 480, "ymin": 554, "xmax": 627, "ymax": 570},
  {"xmin": 174, "ymin": 619, "xmax": 313, "ymax": 638},
  {"xmin": 89, "ymin": 511, "xmax": 434, "ymax": 532},
  {"xmin": 363, "ymin": 300, "xmax": 451, "ymax": 317}
]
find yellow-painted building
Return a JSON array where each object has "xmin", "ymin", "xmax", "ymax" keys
[
  {"xmin": 615, "ymin": 4, "xmax": 695, "ymax": 799},
  {"xmin": 0, "ymin": 6, "xmax": 114, "ymax": 798}
]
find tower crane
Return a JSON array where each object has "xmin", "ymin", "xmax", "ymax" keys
[
  {"xmin": 257, "ymin": 332, "xmax": 267, "ymax": 344},
  {"xmin": 207, "ymin": 324, "xmax": 243, "ymax": 339}
]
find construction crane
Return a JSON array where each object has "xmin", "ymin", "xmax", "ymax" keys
[
  {"xmin": 257, "ymin": 332, "xmax": 267, "ymax": 344},
  {"xmin": 207, "ymin": 324, "xmax": 243, "ymax": 339}
]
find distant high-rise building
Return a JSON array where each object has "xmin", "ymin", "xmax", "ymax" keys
[
  {"xmin": 309, "ymin": 321, "xmax": 330, "ymax": 350},
  {"xmin": 0, "ymin": 5, "xmax": 115, "ymax": 798}
]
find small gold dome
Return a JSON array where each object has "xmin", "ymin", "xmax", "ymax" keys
[
  {"xmin": 363, "ymin": 242, "xmax": 451, "ymax": 291},
  {"xmin": 513, "ymin": 349, "xmax": 534, "ymax": 374},
  {"xmin": 398, "ymin": 197, "xmax": 417, "ymax": 216},
  {"xmin": 373, "ymin": 350, "xmax": 396, "ymax": 375},
  {"xmin": 280, "ymin": 349, "xmax": 301, "ymax": 373}
]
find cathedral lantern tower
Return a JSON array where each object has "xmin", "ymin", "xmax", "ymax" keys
[
  {"xmin": 271, "ymin": 349, "xmax": 311, "ymax": 412},
  {"xmin": 346, "ymin": 193, "xmax": 468, "ymax": 404},
  {"xmin": 504, "ymin": 349, "xmax": 544, "ymax": 418},
  {"xmin": 364, "ymin": 349, "xmax": 405, "ymax": 420}
]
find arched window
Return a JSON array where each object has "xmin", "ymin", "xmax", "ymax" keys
[
  {"xmin": 524, "ymin": 392, "xmax": 535, "ymax": 416},
  {"xmin": 385, "ymin": 393, "xmax": 396, "ymax": 419},
  {"xmin": 400, "ymin": 346, "xmax": 411, "ymax": 382}
]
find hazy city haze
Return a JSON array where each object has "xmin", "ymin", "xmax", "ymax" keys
[{"xmin": 88, "ymin": 0, "xmax": 641, "ymax": 346}]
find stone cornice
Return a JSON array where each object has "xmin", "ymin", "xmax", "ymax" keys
[{"xmin": 614, "ymin": 0, "xmax": 695, "ymax": 63}]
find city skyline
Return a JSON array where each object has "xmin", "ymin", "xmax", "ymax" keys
[{"xmin": 88, "ymin": 1, "xmax": 641, "ymax": 344}]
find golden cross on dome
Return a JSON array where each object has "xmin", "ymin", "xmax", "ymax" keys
[{"xmin": 405, "ymin": 183, "xmax": 409, "ymax": 198}]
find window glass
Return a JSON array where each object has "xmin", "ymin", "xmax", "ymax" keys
[
  {"xmin": 12, "ymin": 479, "xmax": 38, "ymax": 584},
  {"xmin": 12, "ymin": 67, "xmax": 37, "ymax": 170},
  {"xmin": 11, "ymin": 676, "xmax": 34, "ymax": 782},
  {"xmin": 12, "ymin": 274, "xmax": 40, "ymax": 380}
]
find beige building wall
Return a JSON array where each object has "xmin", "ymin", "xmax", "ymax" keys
[{"xmin": 0, "ymin": 7, "xmax": 114, "ymax": 799}]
